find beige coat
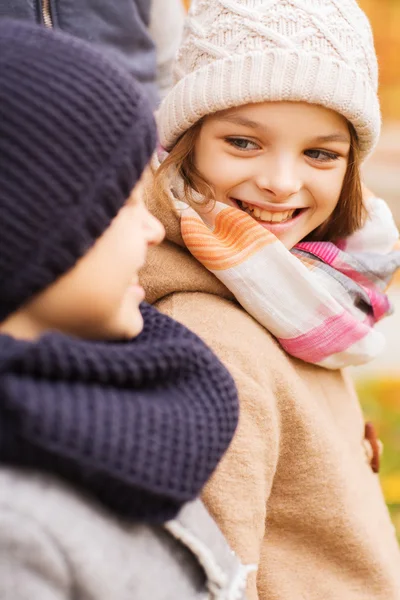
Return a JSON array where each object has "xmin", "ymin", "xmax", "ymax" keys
[{"xmin": 141, "ymin": 180, "xmax": 400, "ymax": 600}]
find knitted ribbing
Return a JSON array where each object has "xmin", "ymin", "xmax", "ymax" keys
[
  {"xmin": 158, "ymin": 0, "xmax": 380, "ymax": 157},
  {"xmin": 0, "ymin": 20, "xmax": 156, "ymax": 321},
  {"xmin": 0, "ymin": 304, "xmax": 239, "ymax": 522}
]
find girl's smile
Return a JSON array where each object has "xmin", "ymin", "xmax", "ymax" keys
[
  {"xmin": 194, "ymin": 101, "xmax": 351, "ymax": 249},
  {"xmin": 229, "ymin": 197, "xmax": 308, "ymax": 235}
]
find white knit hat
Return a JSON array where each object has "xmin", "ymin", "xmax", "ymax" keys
[{"xmin": 158, "ymin": 0, "xmax": 380, "ymax": 158}]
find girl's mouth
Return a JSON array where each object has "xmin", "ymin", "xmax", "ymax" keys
[{"xmin": 234, "ymin": 199, "xmax": 306, "ymax": 226}]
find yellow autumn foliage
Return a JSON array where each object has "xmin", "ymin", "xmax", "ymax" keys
[{"xmin": 382, "ymin": 475, "xmax": 400, "ymax": 505}]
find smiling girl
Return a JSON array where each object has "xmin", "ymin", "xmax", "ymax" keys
[
  {"xmin": 141, "ymin": 0, "xmax": 400, "ymax": 598},
  {"xmin": 192, "ymin": 101, "xmax": 355, "ymax": 247},
  {"xmin": 154, "ymin": 67, "xmax": 400, "ymax": 370},
  {"xmin": 157, "ymin": 94, "xmax": 400, "ymax": 369}
]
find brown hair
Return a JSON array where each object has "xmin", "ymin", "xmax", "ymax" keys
[
  {"xmin": 306, "ymin": 124, "xmax": 365, "ymax": 242},
  {"xmin": 153, "ymin": 119, "xmax": 365, "ymax": 243}
]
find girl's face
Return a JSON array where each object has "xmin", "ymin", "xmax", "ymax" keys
[
  {"xmin": 194, "ymin": 101, "xmax": 351, "ymax": 249},
  {"xmin": 3, "ymin": 176, "xmax": 165, "ymax": 341}
]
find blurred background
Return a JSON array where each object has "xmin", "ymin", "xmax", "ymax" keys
[
  {"xmin": 182, "ymin": 0, "xmax": 400, "ymax": 535},
  {"xmin": 352, "ymin": 0, "xmax": 400, "ymax": 538}
]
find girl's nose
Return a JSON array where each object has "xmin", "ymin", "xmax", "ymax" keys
[{"xmin": 255, "ymin": 157, "xmax": 302, "ymax": 203}]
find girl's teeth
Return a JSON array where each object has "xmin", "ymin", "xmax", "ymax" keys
[
  {"xmin": 264, "ymin": 210, "xmax": 295, "ymax": 223},
  {"xmin": 241, "ymin": 204, "xmax": 296, "ymax": 223},
  {"xmin": 262, "ymin": 210, "xmax": 292, "ymax": 223},
  {"xmin": 260, "ymin": 210, "xmax": 273, "ymax": 222},
  {"xmin": 237, "ymin": 200, "xmax": 298, "ymax": 222}
]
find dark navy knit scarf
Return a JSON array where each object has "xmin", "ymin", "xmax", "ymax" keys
[{"xmin": 0, "ymin": 303, "xmax": 238, "ymax": 522}]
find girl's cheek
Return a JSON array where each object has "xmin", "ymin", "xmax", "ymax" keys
[
  {"xmin": 314, "ymin": 170, "xmax": 343, "ymax": 198},
  {"xmin": 212, "ymin": 157, "xmax": 243, "ymax": 185}
]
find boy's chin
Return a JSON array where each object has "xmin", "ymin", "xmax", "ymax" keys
[
  {"xmin": 70, "ymin": 310, "xmax": 144, "ymax": 342},
  {"xmin": 113, "ymin": 311, "xmax": 144, "ymax": 340}
]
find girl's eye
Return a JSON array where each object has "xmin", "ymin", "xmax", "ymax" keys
[
  {"xmin": 225, "ymin": 137, "xmax": 260, "ymax": 151},
  {"xmin": 305, "ymin": 149, "xmax": 340, "ymax": 162}
]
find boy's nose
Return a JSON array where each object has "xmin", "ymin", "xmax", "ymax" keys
[{"xmin": 147, "ymin": 211, "xmax": 165, "ymax": 246}]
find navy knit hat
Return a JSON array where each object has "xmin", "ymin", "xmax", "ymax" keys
[{"xmin": 0, "ymin": 20, "xmax": 157, "ymax": 322}]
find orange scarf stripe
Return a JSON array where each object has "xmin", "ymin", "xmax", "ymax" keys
[
  {"xmin": 213, "ymin": 208, "xmax": 269, "ymax": 241},
  {"xmin": 181, "ymin": 219, "xmax": 267, "ymax": 249},
  {"xmin": 183, "ymin": 226, "xmax": 269, "ymax": 255},
  {"xmin": 182, "ymin": 232, "xmax": 270, "ymax": 269},
  {"xmin": 182, "ymin": 220, "xmax": 271, "ymax": 249},
  {"xmin": 183, "ymin": 206, "xmax": 271, "ymax": 239},
  {"xmin": 188, "ymin": 237, "xmax": 274, "ymax": 270},
  {"xmin": 182, "ymin": 208, "xmax": 275, "ymax": 270}
]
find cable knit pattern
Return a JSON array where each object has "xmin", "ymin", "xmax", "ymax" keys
[
  {"xmin": 0, "ymin": 20, "xmax": 156, "ymax": 321},
  {"xmin": 0, "ymin": 303, "xmax": 239, "ymax": 522},
  {"xmin": 158, "ymin": 0, "xmax": 380, "ymax": 156}
]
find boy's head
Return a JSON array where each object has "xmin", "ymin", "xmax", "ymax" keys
[
  {"xmin": 0, "ymin": 21, "xmax": 164, "ymax": 341},
  {"xmin": 155, "ymin": 0, "xmax": 377, "ymax": 247}
]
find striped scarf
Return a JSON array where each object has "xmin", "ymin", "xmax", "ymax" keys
[{"xmin": 157, "ymin": 154, "xmax": 400, "ymax": 370}]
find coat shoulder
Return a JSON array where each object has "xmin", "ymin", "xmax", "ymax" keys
[{"xmin": 155, "ymin": 291, "xmax": 296, "ymax": 394}]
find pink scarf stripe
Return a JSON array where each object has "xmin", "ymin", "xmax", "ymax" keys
[
  {"xmin": 298, "ymin": 241, "xmax": 383, "ymax": 288},
  {"xmin": 296, "ymin": 241, "xmax": 340, "ymax": 264},
  {"xmin": 297, "ymin": 240, "xmax": 390, "ymax": 321},
  {"xmin": 278, "ymin": 311, "xmax": 370, "ymax": 364},
  {"xmin": 363, "ymin": 286, "xmax": 392, "ymax": 322}
]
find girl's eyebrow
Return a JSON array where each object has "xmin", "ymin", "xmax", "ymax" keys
[
  {"xmin": 311, "ymin": 133, "xmax": 351, "ymax": 145},
  {"xmin": 216, "ymin": 114, "xmax": 351, "ymax": 145},
  {"xmin": 216, "ymin": 114, "xmax": 262, "ymax": 129}
]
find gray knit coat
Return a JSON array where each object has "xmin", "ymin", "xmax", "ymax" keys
[{"xmin": 0, "ymin": 468, "xmax": 250, "ymax": 600}]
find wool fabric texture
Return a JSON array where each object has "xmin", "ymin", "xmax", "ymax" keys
[
  {"xmin": 158, "ymin": 0, "xmax": 380, "ymax": 157},
  {"xmin": 0, "ymin": 20, "xmax": 157, "ymax": 322},
  {"xmin": 0, "ymin": 303, "xmax": 239, "ymax": 522}
]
